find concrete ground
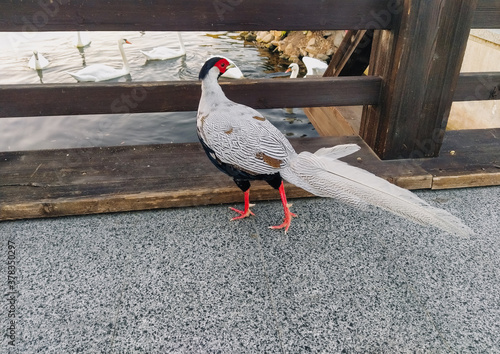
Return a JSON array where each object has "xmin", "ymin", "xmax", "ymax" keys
[{"xmin": 1, "ymin": 186, "xmax": 499, "ymax": 353}]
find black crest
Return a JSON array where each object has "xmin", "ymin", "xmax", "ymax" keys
[{"xmin": 198, "ymin": 57, "xmax": 224, "ymax": 80}]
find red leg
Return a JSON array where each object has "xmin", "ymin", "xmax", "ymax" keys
[
  {"xmin": 230, "ymin": 190, "xmax": 255, "ymax": 220},
  {"xmin": 270, "ymin": 181, "xmax": 297, "ymax": 233}
]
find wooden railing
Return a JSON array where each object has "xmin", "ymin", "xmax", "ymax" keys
[
  {"xmin": 0, "ymin": 0, "xmax": 499, "ymax": 221},
  {"xmin": 1, "ymin": 0, "xmax": 499, "ymax": 158}
]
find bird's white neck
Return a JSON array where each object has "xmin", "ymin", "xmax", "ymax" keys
[
  {"xmin": 177, "ymin": 32, "xmax": 186, "ymax": 54},
  {"xmin": 200, "ymin": 68, "xmax": 228, "ymax": 104},
  {"xmin": 118, "ymin": 40, "xmax": 130, "ymax": 73}
]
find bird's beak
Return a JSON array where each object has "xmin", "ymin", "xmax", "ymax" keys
[
  {"xmin": 226, "ymin": 63, "xmax": 235, "ymax": 70},
  {"xmin": 285, "ymin": 68, "xmax": 291, "ymax": 73},
  {"xmin": 125, "ymin": 40, "xmax": 132, "ymax": 44}
]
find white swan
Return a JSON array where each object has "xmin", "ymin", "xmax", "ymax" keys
[
  {"xmin": 302, "ymin": 56, "xmax": 328, "ymax": 77},
  {"xmin": 140, "ymin": 32, "xmax": 186, "ymax": 60},
  {"xmin": 73, "ymin": 31, "xmax": 91, "ymax": 48},
  {"xmin": 285, "ymin": 63, "xmax": 299, "ymax": 78},
  {"xmin": 67, "ymin": 38, "xmax": 132, "ymax": 82},
  {"xmin": 28, "ymin": 51, "xmax": 49, "ymax": 70}
]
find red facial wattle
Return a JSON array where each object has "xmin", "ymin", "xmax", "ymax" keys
[{"xmin": 215, "ymin": 59, "xmax": 231, "ymax": 74}]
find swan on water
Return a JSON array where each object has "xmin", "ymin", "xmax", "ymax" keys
[
  {"xmin": 67, "ymin": 38, "xmax": 132, "ymax": 82},
  {"xmin": 28, "ymin": 51, "xmax": 49, "ymax": 70},
  {"xmin": 302, "ymin": 56, "xmax": 328, "ymax": 77},
  {"xmin": 140, "ymin": 32, "xmax": 186, "ymax": 60},
  {"xmin": 285, "ymin": 63, "xmax": 299, "ymax": 78},
  {"xmin": 73, "ymin": 31, "xmax": 91, "ymax": 48},
  {"xmin": 286, "ymin": 57, "xmax": 328, "ymax": 78}
]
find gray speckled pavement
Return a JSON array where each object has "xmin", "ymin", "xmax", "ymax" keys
[{"xmin": 1, "ymin": 186, "xmax": 499, "ymax": 353}]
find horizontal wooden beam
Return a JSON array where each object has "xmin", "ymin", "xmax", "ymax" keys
[
  {"xmin": 473, "ymin": 0, "xmax": 500, "ymax": 28},
  {"xmin": 453, "ymin": 72, "xmax": 500, "ymax": 102},
  {"xmin": 0, "ymin": 135, "xmax": 431, "ymax": 221},
  {"xmin": 0, "ymin": 0, "xmax": 496, "ymax": 32},
  {"xmin": 0, "ymin": 73, "xmax": 496, "ymax": 119},
  {"xmin": 0, "ymin": 0, "xmax": 393, "ymax": 32},
  {"xmin": 0, "ymin": 77, "xmax": 382, "ymax": 118},
  {"xmin": 417, "ymin": 128, "xmax": 500, "ymax": 189},
  {"xmin": 2, "ymin": 129, "xmax": 499, "ymax": 221}
]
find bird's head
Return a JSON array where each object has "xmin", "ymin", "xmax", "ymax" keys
[
  {"xmin": 120, "ymin": 38, "xmax": 132, "ymax": 45},
  {"xmin": 285, "ymin": 63, "xmax": 299, "ymax": 74},
  {"xmin": 199, "ymin": 57, "xmax": 234, "ymax": 80}
]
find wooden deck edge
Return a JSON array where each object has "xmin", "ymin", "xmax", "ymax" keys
[
  {"xmin": 2, "ymin": 167, "xmax": 499, "ymax": 222},
  {"xmin": 431, "ymin": 172, "xmax": 500, "ymax": 190},
  {"xmin": 1, "ymin": 129, "xmax": 498, "ymax": 221},
  {"xmin": 3, "ymin": 163, "xmax": 499, "ymax": 222},
  {"xmin": 0, "ymin": 184, "xmax": 314, "ymax": 222}
]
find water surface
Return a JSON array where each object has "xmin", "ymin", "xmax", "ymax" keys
[{"xmin": 0, "ymin": 31, "xmax": 317, "ymax": 151}]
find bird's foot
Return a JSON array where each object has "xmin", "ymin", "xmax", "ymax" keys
[
  {"xmin": 269, "ymin": 203, "xmax": 297, "ymax": 233},
  {"xmin": 230, "ymin": 204, "xmax": 255, "ymax": 220}
]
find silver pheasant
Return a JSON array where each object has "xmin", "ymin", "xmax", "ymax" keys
[{"xmin": 197, "ymin": 57, "xmax": 473, "ymax": 236}]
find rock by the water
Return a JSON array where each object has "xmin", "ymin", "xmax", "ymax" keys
[{"xmin": 243, "ymin": 30, "xmax": 345, "ymax": 62}]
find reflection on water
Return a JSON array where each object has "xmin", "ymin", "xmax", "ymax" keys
[
  {"xmin": 77, "ymin": 46, "xmax": 88, "ymax": 67},
  {"xmin": 0, "ymin": 31, "xmax": 317, "ymax": 151}
]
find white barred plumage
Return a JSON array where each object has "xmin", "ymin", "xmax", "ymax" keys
[{"xmin": 197, "ymin": 57, "xmax": 473, "ymax": 236}]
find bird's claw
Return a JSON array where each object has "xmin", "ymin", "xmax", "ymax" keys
[
  {"xmin": 230, "ymin": 205, "xmax": 255, "ymax": 220},
  {"xmin": 269, "ymin": 203, "xmax": 297, "ymax": 233}
]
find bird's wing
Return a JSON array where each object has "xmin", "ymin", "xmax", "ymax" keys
[
  {"xmin": 142, "ymin": 47, "xmax": 181, "ymax": 59},
  {"xmin": 28, "ymin": 56, "xmax": 36, "ymax": 69},
  {"xmin": 71, "ymin": 64, "xmax": 125, "ymax": 81},
  {"xmin": 38, "ymin": 54, "xmax": 49, "ymax": 68},
  {"xmin": 200, "ymin": 102, "xmax": 295, "ymax": 175}
]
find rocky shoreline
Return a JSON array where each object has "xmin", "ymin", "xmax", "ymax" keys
[{"xmin": 240, "ymin": 30, "xmax": 345, "ymax": 64}]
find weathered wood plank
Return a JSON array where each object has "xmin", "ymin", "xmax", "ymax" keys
[
  {"xmin": 0, "ymin": 0, "xmax": 392, "ymax": 32},
  {"xmin": 323, "ymin": 30, "xmax": 368, "ymax": 77},
  {"xmin": 0, "ymin": 72, "xmax": 493, "ymax": 119},
  {"xmin": 0, "ymin": 77, "xmax": 382, "ymax": 118},
  {"xmin": 0, "ymin": 135, "xmax": 431, "ymax": 221},
  {"xmin": 360, "ymin": 159, "xmax": 433, "ymax": 190},
  {"xmin": 416, "ymin": 128, "xmax": 500, "ymax": 189},
  {"xmin": 302, "ymin": 107, "xmax": 357, "ymax": 136},
  {"xmin": 3, "ymin": 129, "xmax": 498, "ymax": 221},
  {"xmin": 360, "ymin": 0, "xmax": 479, "ymax": 159},
  {"xmin": 473, "ymin": 0, "xmax": 500, "ymax": 28},
  {"xmin": 0, "ymin": 0, "xmax": 495, "ymax": 32},
  {"xmin": 453, "ymin": 72, "xmax": 500, "ymax": 102}
]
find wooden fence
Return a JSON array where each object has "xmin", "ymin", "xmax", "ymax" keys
[{"xmin": 0, "ymin": 0, "xmax": 499, "ymax": 220}]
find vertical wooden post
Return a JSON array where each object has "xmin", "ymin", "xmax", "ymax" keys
[{"xmin": 360, "ymin": 0, "xmax": 478, "ymax": 159}]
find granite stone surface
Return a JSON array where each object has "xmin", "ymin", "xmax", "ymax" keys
[{"xmin": 1, "ymin": 186, "xmax": 499, "ymax": 352}]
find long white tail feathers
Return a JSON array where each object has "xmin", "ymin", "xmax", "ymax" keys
[{"xmin": 281, "ymin": 144, "xmax": 473, "ymax": 237}]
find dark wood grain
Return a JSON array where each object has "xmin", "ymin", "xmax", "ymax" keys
[
  {"xmin": 0, "ymin": 77, "xmax": 382, "ymax": 118},
  {"xmin": 0, "ymin": 0, "xmax": 393, "ymax": 32},
  {"xmin": 2, "ymin": 129, "xmax": 499, "ymax": 221},
  {"xmin": 360, "ymin": 0, "xmax": 479, "ymax": 160},
  {"xmin": 472, "ymin": 0, "xmax": 500, "ymax": 28},
  {"xmin": 0, "ymin": 136, "xmax": 382, "ymax": 220},
  {"xmin": 0, "ymin": 0, "xmax": 496, "ymax": 32},
  {"xmin": 454, "ymin": 72, "xmax": 500, "ymax": 101},
  {"xmin": 416, "ymin": 128, "xmax": 500, "ymax": 189}
]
